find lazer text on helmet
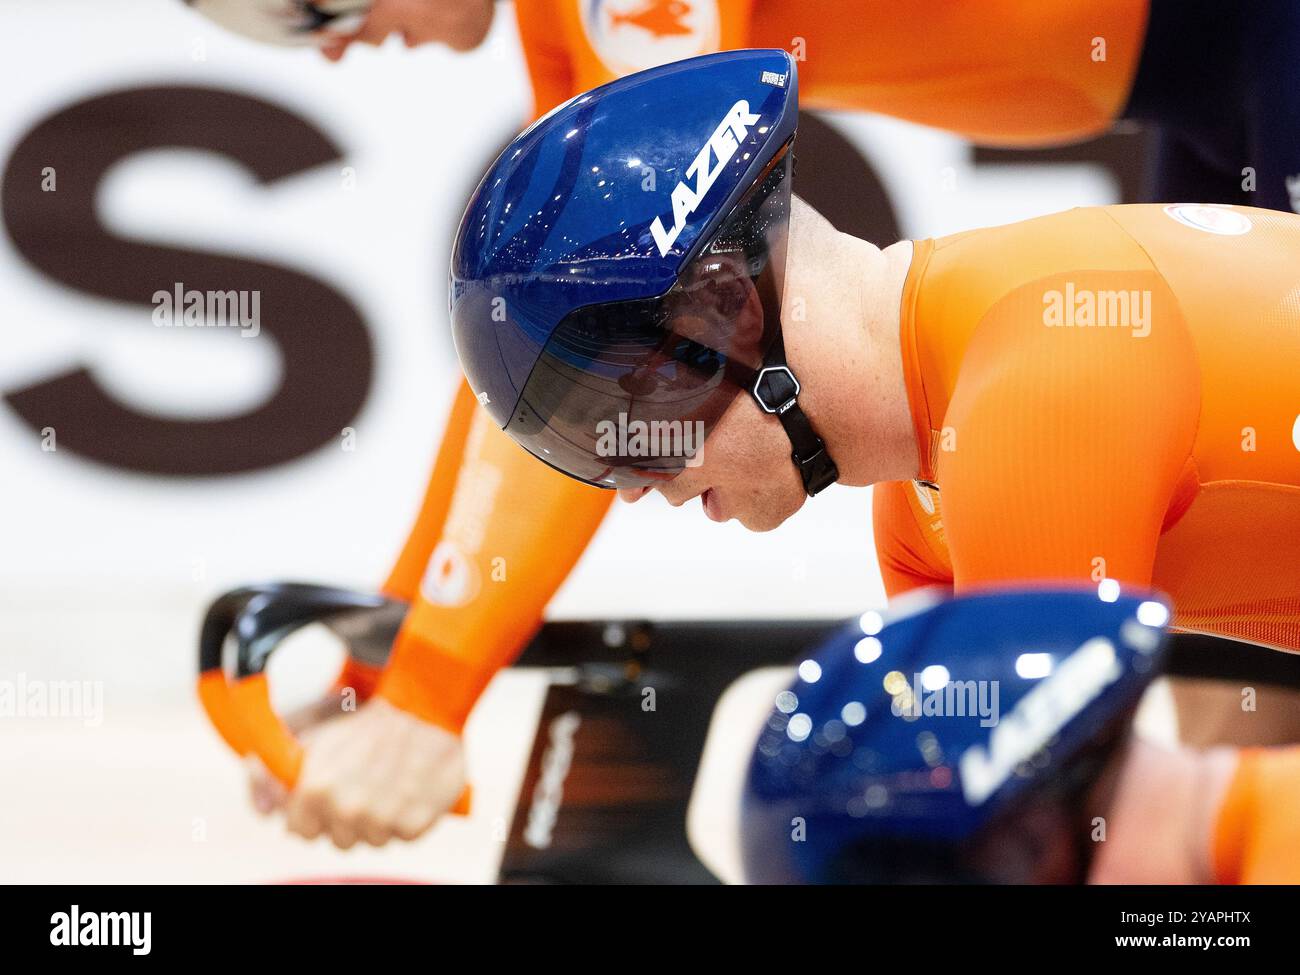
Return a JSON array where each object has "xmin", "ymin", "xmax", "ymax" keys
[
  {"xmin": 649, "ymin": 101, "xmax": 762, "ymax": 257},
  {"xmin": 958, "ymin": 636, "xmax": 1124, "ymax": 805}
]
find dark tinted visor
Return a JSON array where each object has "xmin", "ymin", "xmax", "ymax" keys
[{"xmin": 504, "ymin": 144, "xmax": 794, "ymax": 489}]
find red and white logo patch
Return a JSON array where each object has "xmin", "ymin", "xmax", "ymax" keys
[
  {"xmin": 581, "ymin": 0, "xmax": 721, "ymax": 75},
  {"xmin": 420, "ymin": 540, "xmax": 480, "ymax": 607}
]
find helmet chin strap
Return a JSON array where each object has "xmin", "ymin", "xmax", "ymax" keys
[{"xmin": 749, "ymin": 329, "xmax": 839, "ymax": 496}]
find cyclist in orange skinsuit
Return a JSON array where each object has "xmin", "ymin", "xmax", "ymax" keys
[
  {"xmin": 376, "ymin": 0, "xmax": 1153, "ymax": 742},
  {"xmin": 193, "ymin": 0, "xmax": 1152, "ymax": 734},
  {"xmin": 378, "ymin": 199, "xmax": 1300, "ymax": 857},
  {"xmin": 186, "ymin": 4, "xmax": 1300, "ymax": 873},
  {"xmin": 220, "ymin": 1, "xmax": 1300, "ymax": 852},
  {"xmin": 573, "ymin": 191, "xmax": 1300, "ymax": 884}
]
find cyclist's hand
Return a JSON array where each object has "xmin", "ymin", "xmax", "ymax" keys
[{"xmin": 249, "ymin": 696, "xmax": 466, "ymax": 848}]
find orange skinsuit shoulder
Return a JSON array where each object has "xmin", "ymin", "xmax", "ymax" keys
[{"xmin": 876, "ymin": 204, "xmax": 1300, "ymax": 655}]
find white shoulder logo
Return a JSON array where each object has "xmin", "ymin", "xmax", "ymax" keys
[
  {"xmin": 1163, "ymin": 204, "xmax": 1253, "ymax": 236},
  {"xmin": 650, "ymin": 100, "xmax": 762, "ymax": 257}
]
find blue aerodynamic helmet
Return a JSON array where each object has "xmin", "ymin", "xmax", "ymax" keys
[
  {"xmin": 741, "ymin": 586, "xmax": 1172, "ymax": 884},
  {"xmin": 450, "ymin": 49, "xmax": 838, "ymax": 495}
]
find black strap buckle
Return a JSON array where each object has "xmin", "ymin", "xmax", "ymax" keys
[
  {"xmin": 749, "ymin": 332, "xmax": 839, "ymax": 497},
  {"xmin": 795, "ymin": 445, "xmax": 839, "ymax": 496},
  {"xmin": 752, "ymin": 365, "xmax": 800, "ymax": 414}
]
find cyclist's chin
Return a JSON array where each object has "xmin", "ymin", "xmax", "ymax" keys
[{"xmin": 733, "ymin": 484, "xmax": 806, "ymax": 533}]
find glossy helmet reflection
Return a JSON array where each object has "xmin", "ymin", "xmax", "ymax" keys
[
  {"xmin": 451, "ymin": 49, "xmax": 838, "ymax": 494},
  {"xmin": 740, "ymin": 586, "xmax": 1172, "ymax": 884}
]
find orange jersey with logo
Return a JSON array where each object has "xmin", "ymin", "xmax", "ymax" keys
[
  {"xmin": 518, "ymin": 0, "xmax": 1148, "ymax": 144},
  {"xmin": 875, "ymin": 204, "xmax": 1300, "ymax": 652},
  {"xmin": 515, "ymin": 0, "xmax": 757, "ymax": 117}
]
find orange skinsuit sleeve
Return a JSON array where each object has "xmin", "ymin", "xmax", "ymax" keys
[
  {"xmin": 380, "ymin": 380, "xmax": 478, "ymax": 602},
  {"xmin": 377, "ymin": 400, "xmax": 613, "ymax": 732},
  {"xmin": 896, "ymin": 214, "xmax": 1201, "ymax": 595},
  {"xmin": 1213, "ymin": 747, "xmax": 1300, "ymax": 884},
  {"xmin": 751, "ymin": 0, "xmax": 1147, "ymax": 146},
  {"xmin": 330, "ymin": 383, "xmax": 478, "ymax": 699},
  {"xmin": 937, "ymin": 278, "xmax": 1197, "ymax": 592},
  {"xmin": 372, "ymin": 1, "xmax": 617, "ymax": 733},
  {"xmin": 514, "ymin": 0, "xmax": 575, "ymax": 120},
  {"xmin": 871, "ymin": 480, "xmax": 952, "ymax": 598}
]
